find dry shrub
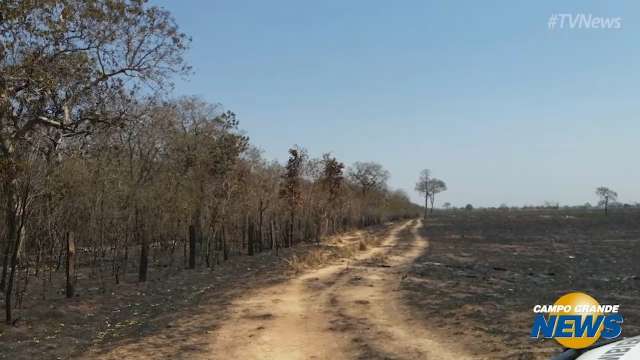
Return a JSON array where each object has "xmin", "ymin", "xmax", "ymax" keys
[
  {"xmin": 358, "ymin": 241, "xmax": 367, "ymax": 251},
  {"xmin": 363, "ymin": 233, "xmax": 381, "ymax": 247},
  {"xmin": 285, "ymin": 248, "xmax": 329, "ymax": 273},
  {"xmin": 285, "ymin": 227, "xmax": 386, "ymax": 273},
  {"xmin": 334, "ymin": 244, "xmax": 357, "ymax": 258},
  {"xmin": 368, "ymin": 253, "xmax": 388, "ymax": 267}
]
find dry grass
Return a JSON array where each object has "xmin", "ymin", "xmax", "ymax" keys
[
  {"xmin": 358, "ymin": 241, "xmax": 367, "ymax": 251},
  {"xmin": 283, "ymin": 223, "xmax": 395, "ymax": 274},
  {"xmin": 285, "ymin": 229, "xmax": 386, "ymax": 273},
  {"xmin": 403, "ymin": 210, "xmax": 640, "ymax": 359},
  {"xmin": 367, "ymin": 253, "xmax": 389, "ymax": 267},
  {"xmin": 333, "ymin": 244, "xmax": 358, "ymax": 259},
  {"xmin": 285, "ymin": 248, "xmax": 330, "ymax": 273}
]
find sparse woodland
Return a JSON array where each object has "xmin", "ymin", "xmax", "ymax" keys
[{"xmin": 0, "ymin": 1, "xmax": 420, "ymax": 325}]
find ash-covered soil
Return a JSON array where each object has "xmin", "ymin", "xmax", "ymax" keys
[
  {"xmin": 0, "ymin": 224, "xmax": 394, "ymax": 360},
  {"xmin": 402, "ymin": 209, "xmax": 640, "ymax": 359}
]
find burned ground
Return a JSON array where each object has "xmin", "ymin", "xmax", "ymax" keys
[
  {"xmin": 403, "ymin": 209, "xmax": 640, "ymax": 359},
  {"xmin": 0, "ymin": 224, "xmax": 394, "ymax": 360},
  {"xmin": 3, "ymin": 211, "xmax": 639, "ymax": 359}
]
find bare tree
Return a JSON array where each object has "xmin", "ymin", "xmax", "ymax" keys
[
  {"xmin": 596, "ymin": 187, "xmax": 618, "ymax": 216},
  {"xmin": 416, "ymin": 171, "xmax": 447, "ymax": 216}
]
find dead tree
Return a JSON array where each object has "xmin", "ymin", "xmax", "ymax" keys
[
  {"xmin": 596, "ymin": 187, "xmax": 618, "ymax": 216},
  {"xmin": 66, "ymin": 232, "xmax": 76, "ymax": 298},
  {"xmin": 188, "ymin": 225, "xmax": 197, "ymax": 269}
]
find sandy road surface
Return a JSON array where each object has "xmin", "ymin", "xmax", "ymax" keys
[{"xmin": 206, "ymin": 219, "xmax": 470, "ymax": 360}]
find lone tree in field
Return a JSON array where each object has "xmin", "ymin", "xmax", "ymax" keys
[
  {"xmin": 415, "ymin": 170, "xmax": 447, "ymax": 217},
  {"xmin": 0, "ymin": 0, "xmax": 189, "ymax": 324},
  {"xmin": 415, "ymin": 169, "xmax": 432, "ymax": 219},
  {"xmin": 427, "ymin": 178, "xmax": 447, "ymax": 213},
  {"xmin": 596, "ymin": 187, "xmax": 618, "ymax": 216}
]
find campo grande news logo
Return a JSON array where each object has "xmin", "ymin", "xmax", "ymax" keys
[{"xmin": 530, "ymin": 292, "xmax": 624, "ymax": 349}]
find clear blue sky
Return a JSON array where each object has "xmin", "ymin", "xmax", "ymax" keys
[{"xmin": 154, "ymin": 0, "xmax": 640, "ymax": 207}]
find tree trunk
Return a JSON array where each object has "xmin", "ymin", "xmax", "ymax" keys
[
  {"xmin": 0, "ymin": 234, "xmax": 11, "ymax": 291},
  {"xmin": 4, "ymin": 232, "xmax": 18, "ymax": 325},
  {"xmin": 183, "ymin": 232, "xmax": 187, "ymax": 268},
  {"xmin": 66, "ymin": 231, "xmax": 76, "ymax": 298},
  {"xmin": 138, "ymin": 235, "xmax": 148, "ymax": 282},
  {"xmin": 222, "ymin": 224, "xmax": 228, "ymax": 261},
  {"xmin": 136, "ymin": 206, "xmax": 149, "ymax": 282},
  {"xmin": 188, "ymin": 225, "xmax": 196, "ymax": 269},
  {"xmin": 270, "ymin": 220, "xmax": 277, "ymax": 254},
  {"xmin": 258, "ymin": 201, "xmax": 264, "ymax": 253},
  {"xmin": 423, "ymin": 193, "xmax": 429, "ymax": 219},
  {"xmin": 272, "ymin": 220, "xmax": 279, "ymax": 257},
  {"xmin": 247, "ymin": 220, "xmax": 254, "ymax": 256},
  {"xmin": 4, "ymin": 171, "xmax": 22, "ymax": 325},
  {"xmin": 188, "ymin": 200, "xmax": 203, "ymax": 269},
  {"xmin": 430, "ymin": 194, "xmax": 435, "ymax": 214},
  {"xmin": 205, "ymin": 232, "xmax": 211, "ymax": 268},
  {"xmin": 289, "ymin": 211, "xmax": 295, "ymax": 247},
  {"xmin": 122, "ymin": 235, "xmax": 129, "ymax": 281}
]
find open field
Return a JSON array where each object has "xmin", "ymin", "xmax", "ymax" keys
[{"xmin": 403, "ymin": 209, "xmax": 640, "ymax": 359}]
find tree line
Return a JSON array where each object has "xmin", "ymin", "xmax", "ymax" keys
[
  {"xmin": 430, "ymin": 186, "xmax": 624, "ymax": 214},
  {"xmin": 0, "ymin": 0, "xmax": 420, "ymax": 324}
]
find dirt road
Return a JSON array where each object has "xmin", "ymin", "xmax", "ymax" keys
[{"xmin": 206, "ymin": 219, "xmax": 469, "ymax": 360}]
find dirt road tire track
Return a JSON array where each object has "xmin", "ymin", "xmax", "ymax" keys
[{"xmin": 207, "ymin": 219, "xmax": 470, "ymax": 360}]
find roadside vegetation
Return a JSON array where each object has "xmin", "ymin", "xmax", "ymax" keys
[{"xmin": 0, "ymin": 0, "xmax": 420, "ymax": 327}]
